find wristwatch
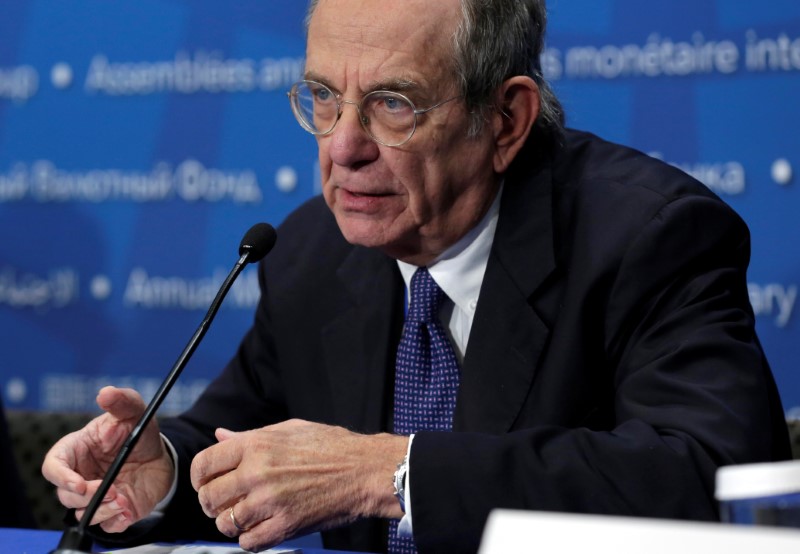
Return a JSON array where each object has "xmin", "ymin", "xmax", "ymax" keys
[{"xmin": 393, "ymin": 455, "xmax": 409, "ymax": 513}]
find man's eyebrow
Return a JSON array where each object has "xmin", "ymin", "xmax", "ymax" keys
[
  {"xmin": 303, "ymin": 71, "xmax": 334, "ymax": 88},
  {"xmin": 301, "ymin": 72, "xmax": 421, "ymax": 95},
  {"xmin": 364, "ymin": 78, "xmax": 420, "ymax": 93}
]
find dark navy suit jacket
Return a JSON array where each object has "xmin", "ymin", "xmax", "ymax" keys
[{"xmin": 154, "ymin": 129, "xmax": 790, "ymax": 553}]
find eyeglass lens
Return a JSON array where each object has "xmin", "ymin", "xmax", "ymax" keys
[{"xmin": 291, "ymin": 81, "xmax": 416, "ymax": 146}]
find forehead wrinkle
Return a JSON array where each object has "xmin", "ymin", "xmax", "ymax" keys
[{"xmin": 307, "ymin": 0, "xmax": 458, "ymax": 96}]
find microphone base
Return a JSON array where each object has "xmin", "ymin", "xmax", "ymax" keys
[{"xmin": 49, "ymin": 525, "xmax": 93, "ymax": 554}]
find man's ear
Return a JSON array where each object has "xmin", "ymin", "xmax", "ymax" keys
[{"xmin": 491, "ymin": 76, "xmax": 540, "ymax": 173}]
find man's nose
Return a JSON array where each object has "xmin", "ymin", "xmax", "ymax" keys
[{"xmin": 325, "ymin": 102, "xmax": 380, "ymax": 166}]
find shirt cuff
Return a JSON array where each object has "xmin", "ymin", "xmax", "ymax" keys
[
  {"xmin": 151, "ymin": 433, "xmax": 179, "ymax": 514},
  {"xmin": 396, "ymin": 434, "xmax": 414, "ymax": 538}
]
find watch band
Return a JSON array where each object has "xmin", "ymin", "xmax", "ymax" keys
[{"xmin": 393, "ymin": 454, "xmax": 409, "ymax": 513}]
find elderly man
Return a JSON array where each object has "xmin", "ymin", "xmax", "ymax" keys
[{"xmin": 43, "ymin": 0, "xmax": 790, "ymax": 553}]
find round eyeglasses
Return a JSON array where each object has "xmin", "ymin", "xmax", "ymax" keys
[{"xmin": 287, "ymin": 80, "xmax": 461, "ymax": 147}]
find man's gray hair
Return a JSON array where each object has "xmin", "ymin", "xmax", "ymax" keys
[{"xmin": 305, "ymin": 0, "xmax": 564, "ymax": 141}]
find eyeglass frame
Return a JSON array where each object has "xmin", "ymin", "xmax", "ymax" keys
[{"xmin": 287, "ymin": 79, "xmax": 463, "ymax": 147}]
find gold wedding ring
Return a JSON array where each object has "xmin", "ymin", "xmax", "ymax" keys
[{"xmin": 229, "ymin": 505, "xmax": 247, "ymax": 532}]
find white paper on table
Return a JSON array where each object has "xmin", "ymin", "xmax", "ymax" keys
[{"xmin": 103, "ymin": 544, "xmax": 302, "ymax": 554}]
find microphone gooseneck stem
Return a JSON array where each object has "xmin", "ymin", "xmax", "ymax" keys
[{"xmin": 52, "ymin": 252, "xmax": 251, "ymax": 553}]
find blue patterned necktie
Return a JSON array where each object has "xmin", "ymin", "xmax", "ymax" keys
[{"xmin": 389, "ymin": 267, "xmax": 461, "ymax": 554}]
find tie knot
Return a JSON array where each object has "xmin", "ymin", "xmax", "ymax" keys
[{"xmin": 407, "ymin": 268, "xmax": 445, "ymax": 323}]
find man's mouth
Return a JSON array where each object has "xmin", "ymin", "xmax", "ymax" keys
[{"xmin": 350, "ymin": 190, "xmax": 391, "ymax": 197}]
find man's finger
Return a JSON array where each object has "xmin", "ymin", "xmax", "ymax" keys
[
  {"xmin": 190, "ymin": 436, "xmax": 244, "ymax": 491},
  {"xmin": 56, "ymin": 481, "xmax": 118, "ymax": 510},
  {"xmin": 215, "ymin": 504, "xmax": 241, "ymax": 538},
  {"xmin": 96, "ymin": 386, "xmax": 146, "ymax": 421},
  {"xmin": 220, "ymin": 495, "xmax": 273, "ymax": 537},
  {"xmin": 215, "ymin": 427, "xmax": 237, "ymax": 442},
  {"xmin": 42, "ymin": 457, "xmax": 86, "ymax": 494},
  {"xmin": 41, "ymin": 432, "xmax": 88, "ymax": 489},
  {"xmin": 56, "ymin": 488, "xmax": 94, "ymax": 510},
  {"xmin": 236, "ymin": 515, "xmax": 287, "ymax": 554},
  {"xmin": 99, "ymin": 512, "xmax": 133, "ymax": 533},
  {"xmin": 196, "ymin": 465, "xmax": 249, "ymax": 518},
  {"xmin": 74, "ymin": 497, "xmax": 127, "ymax": 527}
]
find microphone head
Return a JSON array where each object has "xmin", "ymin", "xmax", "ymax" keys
[{"xmin": 239, "ymin": 222, "xmax": 277, "ymax": 263}]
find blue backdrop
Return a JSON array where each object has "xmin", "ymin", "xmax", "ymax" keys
[{"xmin": 1, "ymin": 1, "xmax": 798, "ymax": 416}]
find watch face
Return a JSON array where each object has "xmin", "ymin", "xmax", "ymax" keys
[
  {"xmin": 394, "ymin": 465, "xmax": 404, "ymax": 492},
  {"xmin": 393, "ymin": 457, "xmax": 409, "ymax": 512}
]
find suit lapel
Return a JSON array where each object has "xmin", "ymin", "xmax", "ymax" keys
[
  {"xmin": 322, "ymin": 246, "xmax": 403, "ymax": 433},
  {"xmin": 454, "ymin": 163, "xmax": 557, "ymax": 434}
]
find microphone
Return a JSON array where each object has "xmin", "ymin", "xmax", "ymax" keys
[
  {"xmin": 239, "ymin": 221, "xmax": 277, "ymax": 261},
  {"xmin": 51, "ymin": 222, "xmax": 277, "ymax": 554}
]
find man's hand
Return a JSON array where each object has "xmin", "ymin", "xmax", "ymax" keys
[
  {"xmin": 41, "ymin": 386, "xmax": 175, "ymax": 533},
  {"xmin": 191, "ymin": 419, "xmax": 409, "ymax": 552}
]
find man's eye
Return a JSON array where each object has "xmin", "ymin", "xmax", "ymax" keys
[
  {"xmin": 373, "ymin": 94, "xmax": 410, "ymax": 114},
  {"xmin": 313, "ymin": 87, "xmax": 334, "ymax": 102}
]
